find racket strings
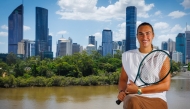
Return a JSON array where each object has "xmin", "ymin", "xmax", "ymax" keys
[{"xmin": 139, "ymin": 51, "xmax": 170, "ymax": 84}]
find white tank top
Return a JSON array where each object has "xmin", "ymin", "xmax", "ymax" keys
[{"xmin": 122, "ymin": 49, "xmax": 167, "ymax": 102}]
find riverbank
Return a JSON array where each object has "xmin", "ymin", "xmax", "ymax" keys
[
  {"xmin": 171, "ymin": 71, "xmax": 190, "ymax": 79},
  {"xmin": 0, "ymin": 73, "xmax": 119, "ymax": 88}
]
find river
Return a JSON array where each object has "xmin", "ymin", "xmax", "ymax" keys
[{"xmin": 0, "ymin": 72, "xmax": 190, "ymax": 109}]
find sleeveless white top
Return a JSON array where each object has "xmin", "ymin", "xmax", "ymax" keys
[{"xmin": 122, "ymin": 49, "xmax": 167, "ymax": 102}]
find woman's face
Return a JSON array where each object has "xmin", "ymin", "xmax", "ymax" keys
[{"xmin": 137, "ymin": 25, "xmax": 154, "ymax": 48}]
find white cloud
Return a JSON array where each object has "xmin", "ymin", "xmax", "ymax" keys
[
  {"xmin": 181, "ymin": 0, "xmax": 190, "ymax": 9},
  {"xmin": 171, "ymin": 24, "xmax": 183, "ymax": 33},
  {"xmin": 154, "ymin": 11, "xmax": 162, "ymax": 16},
  {"xmin": 154, "ymin": 22, "xmax": 169, "ymax": 30},
  {"xmin": 113, "ymin": 21, "xmax": 144, "ymax": 42},
  {"xmin": 0, "ymin": 32, "xmax": 8, "ymax": 37},
  {"xmin": 113, "ymin": 22, "xmax": 125, "ymax": 41},
  {"xmin": 93, "ymin": 32, "xmax": 102, "ymax": 39},
  {"xmin": 182, "ymin": 25, "xmax": 190, "ymax": 32},
  {"xmin": 168, "ymin": 11, "xmax": 187, "ymax": 19},
  {"xmin": 24, "ymin": 25, "xmax": 31, "ymax": 31},
  {"xmin": 137, "ymin": 21, "xmax": 143, "ymax": 28},
  {"xmin": 57, "ymin": 30, "xmax": 67, "ymax": 35},
  {"xmin": 56, "ymin": 0, "xmax": 154, "ymax": 21},
  {"xmin": 1, "ymin": 25, "xmax": 8, "ymax": 30},
  {"xmin": 157, "ymin": 34, "xmax": 177, "ymax": 42}
]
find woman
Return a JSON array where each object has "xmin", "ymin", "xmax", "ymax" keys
[{"xmin": 117, "ymin": 22, "xmax": 170, "ymax": 109}]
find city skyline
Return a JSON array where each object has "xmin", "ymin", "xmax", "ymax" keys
[{"xmin": 0, "ymin": 0, "xmax": 190, "ymax": 57}]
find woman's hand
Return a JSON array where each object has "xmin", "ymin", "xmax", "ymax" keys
[
  {"xmin": 117, "ymin": 91, "xmax": 126, "ymax": 101},
  {"xmin": 125, "ymin": 80, "xmax": 138, "ymax": 94}
]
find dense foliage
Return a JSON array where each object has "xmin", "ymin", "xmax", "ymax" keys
[
  {"xmin": 0, "ymin": 51, "xmax": 184, "ymax": 88},
  {"xmin": 0, "ymin": 51, "xmax": 122, "ymax": 88}
]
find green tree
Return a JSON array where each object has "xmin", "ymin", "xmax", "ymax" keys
[
  {"xmin": 0, "ymin": 62, "xmax": 8, "ymax": 76},
  {"xmin": 188, "ymin": 62, "xmax": 190, "ymax": 71},
  {"xmin": 171, "ymin": 60, "xmax": 180, "ymax": 73},
  {"xmin": 113, "ymin": 50, "xmax": 122, "ymax": 59},
  {"xmin": 6, "ymin": 52, "xmax": 18, "ymax": 65}
]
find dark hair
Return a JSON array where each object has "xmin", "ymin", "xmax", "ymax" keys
[{"xmin": 137, "ymin": 22, "xmax": 154, "ymax": 34}]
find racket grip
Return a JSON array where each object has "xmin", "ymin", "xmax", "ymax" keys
[{"xmin": 116, "ymin": 99, "xmax": 122, "ymax": 105}]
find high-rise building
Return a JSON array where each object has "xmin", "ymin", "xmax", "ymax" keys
[
  {"xmin": 125, "ymin": 6, "xmax": 137, "ymax": 51},
  {"xmin": 35, "ymin": 7, "xmax": 48, "ymax": 56},
  {"xmin": 113, "ymin": 41, "xmax": 118, "ymax": 50},
  {"xmin": 17, "ymin": 41, "xmax": 25, "ymax": 55},
  {"xmin": 89, "ymin": 35, "xmax": 97, "ymax": 50},
  {"xmin": 172, "ymin": 51, "xmax": 183, "ymax": 63},
  {"xmin": 176, "ymin": 33, "xmax": 186, "ymax": 64},
  {"xmin": 97, "ymin": 46, "xmax": 102, "ymax": 55},
  {"xmin": 48, "ymin": 35, "xmax": 52, "ymax": 52},
  {"xmin": 161, "ymin": 41, "xmax": 168, "ymax": 50},
  {"xmin": 80, "ymin": 46, "xmax": 83, "ymax": 53},
  {"xmin": 30, "ymin": 41, "xmax": 35, "ymax": 57},
  {"xmin": 167, "ymin": 38, "xmax": 175, "ymax": 57},
  {"xmin": 186, "ymin": 31, "xmax": 190, "ymax": 63},
  {"xmin": 72, "ymin": 43, "xmax": 80, "ymax": 54},
  {"xmin": 86, "ymin": 44, "xmax": 96, "ymax": 55},
  {"xmin": 89, "ymin": 35, "xmax": 95, "ymax": 45},
  {"xmin": 17, "ymin": 40, "xmax": 36, "ymax": 58},
  {"xmin": 102, "ymin": 29, "xmax": 113, "ymax": 56},
  {"xmin": 8, "ymin": 4, "xmax": 23, "ymax": 54},
  {"xmin": 122, "ymin": 39, "xmax": 126, "ymax": 53},
  {"xmin": 56, "ymin": 37, "xmax": 72, "ymax": 57}
]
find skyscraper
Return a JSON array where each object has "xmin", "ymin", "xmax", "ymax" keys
[
  {"xmin": 125, "ymin": 6, "xmax": 137, "ymax": 51},
  {"xmin": 8, "ymin": 4, "xmax": 23, "ymax": 54},
  {"xmin": 102, "ymin": 29, "xmax": 112, "ymax": 56},
  {"xmin": 56, "ymin": 37, "xmax": 72, "ymax": 57},
  {"xmin": 72, "ymin": 43, "xmax": 80, "ymax": 54},
  {"xmin": 186, "ymin": 31, "xmax": 190, "ymax": 63},
  {"xmin": 35, "ymin": 7, "xmax": 48, "ymax": 56},
  {"xmin": 172, "ymin": 51, "xmax": 183, "ymax": 63},
  {"xmin": 161, "ymin": 41, "xmax": 168, "ymax": 50},
  {"xmin": 89, "ymin": 35, "xmax": 97, "ymax": 50},
  {"xmin": 86, "ymin": 44, "xmax": 96, "ymax": 55},
  {"xmin": 30, "ymin": 41, "xmax": 35, "ymax": 57},
  {"xmin": 89, "ymin": 35, "xmax": 95, "ymax": 45},
  {"xmin": 122, "ymin": 39, "xmax": 126, "ymax": 53},
  {"xmin": 176, "ymin": 33, "xmax": 186, "ymax": 64},
  {"xmin": 48, "ymin": 35, "xmax": 52, "ymax": 52},
  {"xmin": 167, "ymin": 38, "xmax": 175, "ymax": 56}
]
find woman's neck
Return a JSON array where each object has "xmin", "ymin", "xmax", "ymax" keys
[{"xmin": 139, "ymin": 46, "xmax": 153, "ymax": 53}]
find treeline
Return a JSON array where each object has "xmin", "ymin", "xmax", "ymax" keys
[{"xmin": 0, "ymin": 51, "xmax": 122, "ymax": 88}]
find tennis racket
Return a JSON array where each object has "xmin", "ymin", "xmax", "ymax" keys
[{"xmin": 116, "ymin": 50, "xmax": 171, "ymax": 105}]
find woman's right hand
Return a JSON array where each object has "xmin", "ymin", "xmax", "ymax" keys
[{"xmin": 117, "ymin": 91, "xmax": 126, "ymax": 101}]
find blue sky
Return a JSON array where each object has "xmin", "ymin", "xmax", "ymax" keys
[{"xmin": 0, "ymin": 0, "xmax": 190, "ymax": 57}]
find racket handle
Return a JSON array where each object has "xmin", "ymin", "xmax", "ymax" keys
[{"xmin": 116, "ymin": 99, "xmax": 122, "ymax": 105}]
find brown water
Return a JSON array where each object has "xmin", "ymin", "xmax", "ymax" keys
[{"xmin": 0, "ymin": 72, "xmax": 190, "ymax": 109}]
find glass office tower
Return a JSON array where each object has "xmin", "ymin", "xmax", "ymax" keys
[
  {"xmin": 176, "ymin": 33, "xmax": 186, "ymax": 64},
  {"xmin": 102, "ymin": 29, "xmax": 113, "ymax": 56},
  {"xmin": 161, "ymin": 41, "xmax": 168, "ymax": 50},
  {"xmin": 186, "ymin": 31, "xmax": 190, "ymax": 63},
  {"xmin": 48, "ymin": 35, "xmax": 52, "ymax": 52},
  {"xmin": 125, "ymin": 6, "xmax": 137, "ymax": 51},
  {"xmin": 8, "ymin": 4, "xmax": 23, "ymax": 54},
  {"xmin": 35, "ymin": 7, "xmax": 48, "ymax": 56},
  {"xmin": 89, "ymin": 35, "xmax": 95, "ymax": 45}
]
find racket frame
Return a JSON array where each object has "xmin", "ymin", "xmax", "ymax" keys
[{"xmin": 134, "ymin": 49, "xmax": 172, "ymax": 86}]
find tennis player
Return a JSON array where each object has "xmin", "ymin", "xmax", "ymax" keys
[{"xmin": 117, "ymin": 22, "xmax": 171, "ymax": 109}]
